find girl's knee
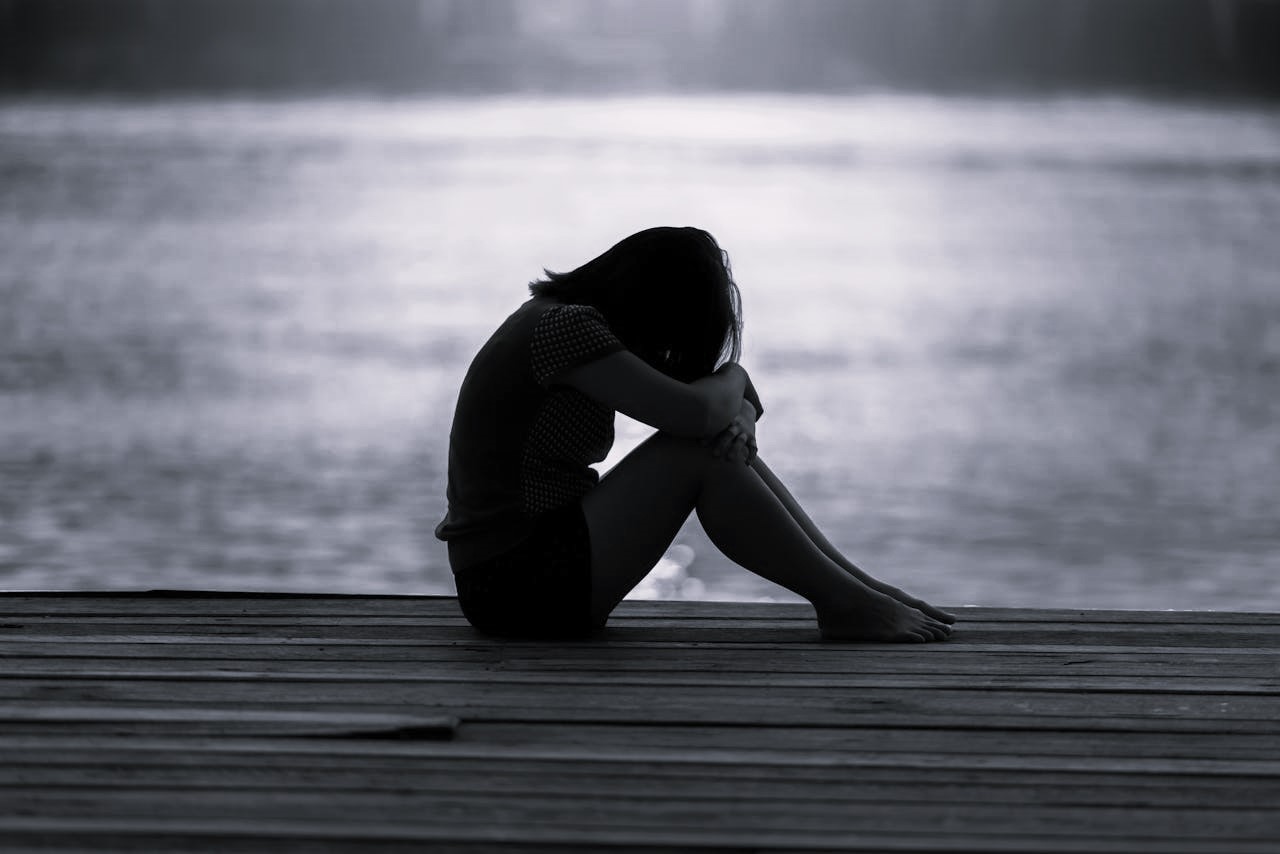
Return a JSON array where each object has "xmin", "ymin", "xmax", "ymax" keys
[{"xmin": 648, "ymin": 432, "xmax": 758, "ymax": 483}]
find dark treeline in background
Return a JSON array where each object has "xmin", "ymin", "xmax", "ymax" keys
[{"xmin": 3, "ymin": 0, "xmax": 1279, "ymax": 96}]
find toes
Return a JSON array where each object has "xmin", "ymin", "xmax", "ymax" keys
[
  {"xmin": 907, "ymin": 600, "xmax": 948, "ymax": 625},
  {"xmin": 917, "ymin": 621, "xmax": 951, "ymax": 642},
  {"xmin": 927, "ymin": 606, "xmax": 957, "ymax": 624},
  {"xmin": 914, "ymin": 600, "xmax": 956, "ymax": 624}
]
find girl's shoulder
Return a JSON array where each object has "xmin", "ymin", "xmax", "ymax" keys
[{"xmin": 527, "ymin": 301, "xmax": 625, "ymax": 388}]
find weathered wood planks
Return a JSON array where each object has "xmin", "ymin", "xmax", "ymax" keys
[{"xmin": 1, "ymin": 592, "xmax": 1278, "ymax": 852}]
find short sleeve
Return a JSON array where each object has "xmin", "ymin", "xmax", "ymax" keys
[{"xmin": 530, "ymin": 304, "xmax": 625, "ymax": 386}]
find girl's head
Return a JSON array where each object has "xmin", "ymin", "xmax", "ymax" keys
[{"xmin": 529, "ymin": 226, "xmax": 742, "ymax": 382}]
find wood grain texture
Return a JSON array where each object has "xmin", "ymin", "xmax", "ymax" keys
[{"xmin": 1, "ymin": 592, "xmax": 1277, "ymax": 852}]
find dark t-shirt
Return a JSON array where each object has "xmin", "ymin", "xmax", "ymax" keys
[{"xmin": 435, "ymin": 297, "xmax": 625, "ymax": 570}]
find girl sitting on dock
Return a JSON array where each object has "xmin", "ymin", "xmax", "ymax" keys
[{"xmin": 436, "ymin": 226, "xmax": 954, "ymax": 642}]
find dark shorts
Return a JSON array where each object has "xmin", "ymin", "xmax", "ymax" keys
[{"xmin": 452, "ymin": 501, "xmax": 602, "ymax": 639}]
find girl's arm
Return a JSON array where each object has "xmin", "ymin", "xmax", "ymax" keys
[
  {"xmin": 707, "ymin": 397, "xmax": 758, "ymax": 463},
  {"xmin": 742, "ymin": 373, "xmax": 764, "ymax": 421},
  {"xmin": 556, "ymin": 351, "xmax": 749, "ymax": 439}
]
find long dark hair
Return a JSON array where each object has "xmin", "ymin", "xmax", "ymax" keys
[{"xmin": 529, "ymin": 227, "xmax": 743, "ymax": 382}]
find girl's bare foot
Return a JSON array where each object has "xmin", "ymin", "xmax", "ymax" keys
[
  {"xmin": 817, "ymin": 592, "xmax": 953, "ymax": 643},
  {"xmin": 876, "ymin": 585, "xmax": 957, "ymax": 625}
]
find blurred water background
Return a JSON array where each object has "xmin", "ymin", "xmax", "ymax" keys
[{"xmin": 3, "ymin": 93, "xmax": 1278, "ymax": 609}]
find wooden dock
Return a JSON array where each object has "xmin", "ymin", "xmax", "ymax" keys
[{"xmin": 1, "ymin": 593, "xmax": 1278, "ymax": 852}]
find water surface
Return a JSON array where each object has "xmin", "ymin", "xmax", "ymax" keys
[{"xmin": 3, "ymin": 95, "xmax": 1279, "ymax": 609}]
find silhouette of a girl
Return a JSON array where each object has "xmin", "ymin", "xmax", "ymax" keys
[{"xmin": 437, "ymin": 226, "xmax": 954, "ymax": 641}]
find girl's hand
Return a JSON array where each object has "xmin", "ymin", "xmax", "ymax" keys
[{"xmin": 708, "ymin": 400, "xmax": 757, "ymax": 464}]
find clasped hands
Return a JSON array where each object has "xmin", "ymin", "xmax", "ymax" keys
[{"xmin": 704, "ymin": 399, "xmax": 758, "ymax": 464}]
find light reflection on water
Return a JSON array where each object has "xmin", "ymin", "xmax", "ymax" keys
[{"xmin": 2, "ymin": 95, "xmax": 1279, "ymax": 609}]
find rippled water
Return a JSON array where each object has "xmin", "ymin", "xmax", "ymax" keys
[{"xmin": 2, "ymin": 94, "xmax": 1279, "ymax": 609}]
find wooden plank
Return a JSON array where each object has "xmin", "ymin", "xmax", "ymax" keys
[
  {"xmin": 2, "ymin": 666, "xmax": 1276, "ymax": 698},
  {"xmin": 459, "ymin": 721, "xmax": 1280, "ymax": 762},
  {"xmin": 6, "ymin": 609, "xmax": 1280, "ymax": 635},
  {"xmin": 3, "ymin": 775, "xmax": 1276, "ymax": 814},
  {"xmin": 3, "ymin": 750, "xmax": 1278, "ymax": 806},
  {"xmin": 0, "ymin": 592, "xmax": 1249, "ymax": 618},
  {"xmin": 4, "ymin": 788, "xmax": 1279, "ymax": 843},
  {"xmin": 6, "ymin": 782, "xmax": 1280, "ymax": 843},
  {"xmin": 2, "ymin": 595, "xmax": 1277, "ymax": 625},
  {"xmin": 2, "ymin": 815, "xmax": 1277, "ymax": 854},
  {"xmin": 1, "ymin": 744, "xmax": 1274, "ymax": 785},
  {"xmin": 3, "ymin": 676, "xmax": 1278, "ymax": 721},
  {"xmin": 4, "ymin": 644, "xmax": 1276, "ymax": 680},
  {"xmin": 0, "ymin": 619, "xmax": 1270, "ymax": 644},
  {"xmin": 617, "ymin": 602, "xmax": 1280, "ymax": 626},
  {"xmin": 5, "ymin": 732, "xmax": 1279, "ymax": 780},
  {"xmin": 0, "ymin": 706, "xmax": 456, "ymax": 739},
  {"xmin": 8, "ymin": 722, "xmax": 1280, "ymax": 762},
  {"xmin": 6, "ymin": 612, "xmax": 1280, "ymax": 632},
  {"xmin": 2, "ymin": 658, "xmax": 1278, "ymax": 686},
  {"xmin": 5, "ymin": 629, "xmax": 1280, "ymax": 657},
  {"xmin": 3, "ymin": 701, "xmax": 1278, "ymax": 738},
  {"xmin": 6, "ymin": 632, "xmax": 1279, "ymax": 660}
]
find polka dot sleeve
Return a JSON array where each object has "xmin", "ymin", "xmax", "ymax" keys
[{"xmin": 530, "ymin": 304, "xmax": 626, "ymax": 386}]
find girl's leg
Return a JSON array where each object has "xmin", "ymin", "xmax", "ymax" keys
[
  {"xmin": 581, "ymin": 432, "xmax": 951, "ymax": 642},
  {"xmin": 749, "ymin": 457, "xmax": 956, "ymax": 624}
]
